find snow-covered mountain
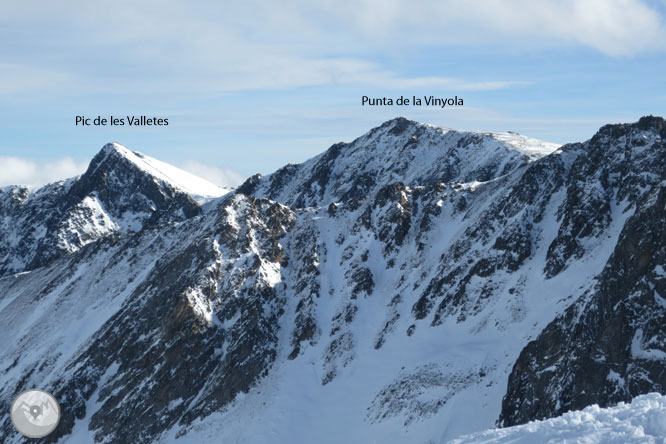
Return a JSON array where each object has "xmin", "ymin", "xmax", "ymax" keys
[
  {"xmin": 240, "ymin": 117, "xmax": 559, "ymax": 208},
  {"xmin": 0, "ymin": 117, "xmax": 664, "ymax": 443}
]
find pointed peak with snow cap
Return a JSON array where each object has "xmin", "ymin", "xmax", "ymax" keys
[
  {"xmin": 0, "ymin": 142, "xmax": 229, "ymax": 277},
  {"xmin": 91, "ymin": 142, "xmax": 227, "ymax": 202},
  {"xmin": 100, "ymin": 141, "xmax": 133, "ymax": 155}
]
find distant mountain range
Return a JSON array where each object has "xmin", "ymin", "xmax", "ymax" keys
[{"xmin": 1, "ymin": 116, "xmax": 665, "ymax": 443}]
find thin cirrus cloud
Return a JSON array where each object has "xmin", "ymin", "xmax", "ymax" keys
[
  {"xmin": 1, "ymin": 0, "xmax": 663, "ymax": 97},
  {"xmin": 0, "ymin": 64, "xmax": 75, "ymax": 95},
  {"xmin": 0, "ymin": 57, "xmax": 521, "ymax": 96}
]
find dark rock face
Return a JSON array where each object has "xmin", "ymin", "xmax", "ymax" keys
[
  {"xmin": 500, "ymin": 117, "xmax": 666, "ymax": 427},
  {"xmin": 285, "ymin": 217, "xmax": 322, "ymax": 360},
  {"xmin": 545, "ymin": 116, "xmax": 666, "ymax": 278},
  {"xmin": 72, "ymin": 146, "xmax": 202, "ymax": 224}
]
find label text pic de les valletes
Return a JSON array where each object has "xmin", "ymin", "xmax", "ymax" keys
[
  {"xmin": 362, "ymin": 95, "xmax": 463, "ymax": 108},
  {"xmin": 76, "ymin": 116, "xmax": 168, "ymax": 126}
]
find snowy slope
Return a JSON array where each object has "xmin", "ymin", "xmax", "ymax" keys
[
  {"xmin": 451, "ymin": 393, "xmax": 666, "ymax": 444},
  {"xmin": 153, "ymin": 146, "xmax": 629, "ymax": 443}
]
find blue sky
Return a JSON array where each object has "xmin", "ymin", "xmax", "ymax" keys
[{"xmin": 1, "ymin": 0, "xmax": 665, "ymax": 187}]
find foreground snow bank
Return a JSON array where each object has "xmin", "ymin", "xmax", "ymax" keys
[{"xmin": 449, "ymin": 393, "xmax": 666, "ymax": 444}]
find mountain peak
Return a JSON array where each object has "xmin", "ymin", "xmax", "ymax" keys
[
  {"xmin": 380, "ymin": 116, "xmax": 417, "ymax": 135},
  {"xmin": 98, "ymin": 142, "xmax": 148, "ymax": 165},
  {"xmin": 373, "ymin": 117, "xmax": 559, "ymax": 158},
  {"xmin": 101, "ymin": 141, "xmax": 132, "ymax": 155},
  {"xmin": 593, "ymin": 115, "xmax": 666, "ymax": 142},
  {"xmin": 90, "ymin": 142, "xmax": 226, "ymax": 201},
  {"xmin": 242, "ymin": 117, "xmax": 559, "ymax": 208},
  {"xmin": 636, "ymin": 115, "xmax": 665, "ymax": 132},
  {"xmin": 0, "ymin": 142, "xmax": 230, "ymax": 277}
]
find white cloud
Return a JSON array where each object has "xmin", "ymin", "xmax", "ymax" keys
[
  {"xmin": 0, "ymin": 156, "xmax": 89, "ymax": 188},
  {"xmin": 179, "ymin": 161, "xmax": 246, "ymax": 189},
  {"xmin": 4, "ymin": 0, "xmax": 661, "ymax": 97}
]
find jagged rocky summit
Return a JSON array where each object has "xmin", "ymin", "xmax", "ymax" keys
[{"xmin": 0, "ymin": 116, "xmax": 664, "ymax": 444}]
